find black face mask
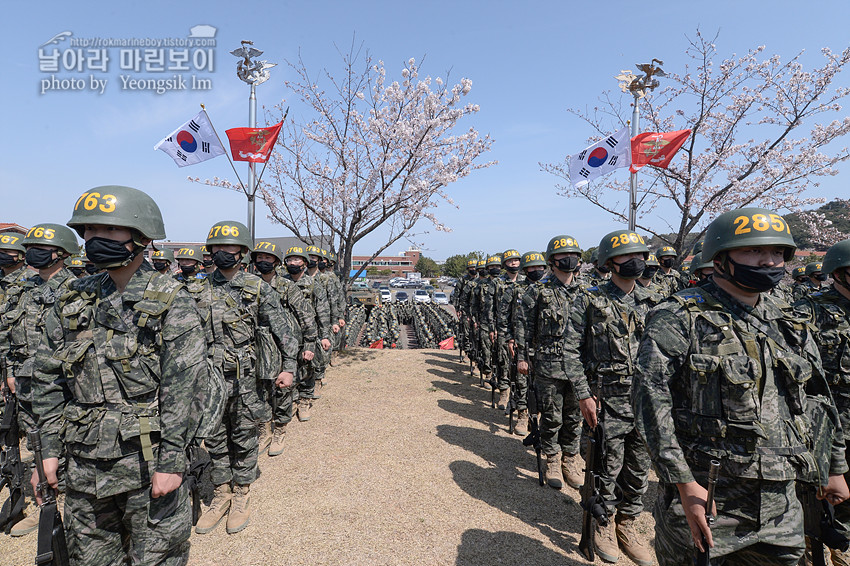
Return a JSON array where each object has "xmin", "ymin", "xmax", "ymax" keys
[
  {"xmin": 815, "ymin": 273, "xmax": 828, "ymax": 282},
  {"xmin": 660, "ymin": 258, "xmax": 674, "ymax": 268},
  {"xmin": 0, "ymin": 251, "xmax": 19, "ymax": 267},
  {"xmin": 26, "ymin": 248, "xmax": 57, "ymax": 269},
  {"xmin": 597, "ymin": 265, "xmax": 610, "ymax": 274},
  {"xmin": 725, "ymin": 256, "xmax": 785, "ymax": 292},
  {"xmin": 255, "ymin": 261, "xmax": 275, "ymax": 274},
  {"xmin": 85, "ymin": 263, "xmax": 99, "ymax": 275},
  {"xmin": 477, "ymin": 269, "xmax": 487, "ymax": 277},
  {"xmin": 488, "ymin": 267, "xmax": 501, "ymax": 276},
  {"xmin": 642, "ymin": 267, "xmax": 659, "ymax": 279},
  {"xmin": 505, "ymin": 265, "xmax": 520, "ymax": 274},
  {"xmin": 69, "ymin": 267, "xmax": 86, "ymax": 277},
  {"xmin": 612, "ymin": 258, "xmax": 646, "ymax": 279},
  {"xmin": 526, "ymin": 269, "xmax": 545, "ymax": 282},
  {"xmin": 212, "ymin": 250, "xmax": 240, "ymax": 269},
  {"xmin": 467, "ymin": 269, "xmax": 477, "ymax": 277},
  {"xmin": 317, "ymin": 260, "xmax": 327, "ymax": 271},
  {"xmin": 180, "ymin": 264, "xmax": 197, "ymax": 276},
  {"xmin": 86, "ymin": 237, "xmax": 136, "ymax": 269},
  {"xmin": 286, "ymin": 263, "xmax": 304, "ymax": 275},
  {"xmin": 202, "ymin": 258, "xmax": 214, "ymax": 268},
  {"xmin": 152, "ymin": 261, "xmax": 169, "ymax": 272},
  {"xmin": 553, "ymin": 256, "xmax": 579, "ymax": 273},
  {"xmin": 307, "ymin": 259, "xmax": 318, "ymax": 269}
]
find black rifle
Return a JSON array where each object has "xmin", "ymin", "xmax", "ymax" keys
[
  {"xmin": 468, "ymin": 322, "xmax": 478, "ymax": 379},
  {"xmin": 578, "ymin": 420, "xmax": 611, "ymax": 562},
  {"xmin": 28, "ymin": 429, "xmax": 69, "ymax": 566},
  {"xmin": 798, "ymin": 483, "xmax": 850, "ymax": 566},
  {"xmin": 506, "ymin": 353, "xmax": 519, "ymax": 433},
  {"xmin": 184, "ymin": 443, "xmax": 210, "ymax": 526},
  {"xmin": 521, "ymin": 371, "xmax": 545, "ymax": 486},
  {"xmin": 0, "ymin": 387, "xmax": 26, "ymax": 534},
  {"xmin": 694, "ymin": 460, "xmax": 720, "ymax": 566}
]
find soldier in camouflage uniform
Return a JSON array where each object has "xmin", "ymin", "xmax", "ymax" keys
[
  {"xmin": 150, "ymin": 247, "xmax": 174, "ymax": 275},
  {"xmin": 633, "ymin": 207, "xmax": 849, "ymax": 566},
  {"xmin": 654, "ymin": 245, "xmax": 683, "ymax": 297},
  {"xmin": 492, "ymin": 250, "xmax": 524, "ymax": 411},
  {"xmin": 173, "ymin": 245, "xmax": 205, "ymax": 283},
  {"xmin": 794, "ymin": 238, "xmax": 850, "ymax": 566},
  {"xmin": 687, "ymin": 252, "xmax": 714, "ymax": 287},
  {"xmin": 1, "ymin": 223, "xmax": 78, "ymax": 537},
  {"xmin": 462, "ymin": 260, "xmax": 487, "ymax": 376},
  {"xmin": 65, "ymin": 255, "xmax": 86, "ymax": 277},
  {"xmin": 637, "ymin": 253, "xmax": 663, "ymax": 293},
  {"xmin": 200, "ymin": 245, "xmax": 215, "ymax": 277},
  {"xmin": 476, "ymin": 254, "xmax": 502, "ymax": 392},
  {"xmin": 305, "ymin": 246, "xmax": 337, "ymax": 393},
  {"xmin": 195, "ymin": 221, "xmax": 298, "ymax": 536},
  {"xmin": 322, "ymin": 250, "xmax": 347, "ymax": 353},
  {"xmin": 455, "ymin": 259, "xmax": 479, "ymax": 362},
  {"xmin": 30, "ymin": 186, "xmax": 209, "ymax": 565},
  {"xmin": 0, "ymin": 232, "xmax": 29, "ymax": 305},
  {"xmin": 517, "ymin": 236, "xmax": 585, "ymax": 491},
  {"xmin": 795, "ymin": 261, "xmax": 829, "ymax": 301},
  {"xmin": 505, "ymin": 251, "xmax": 546, "ymax": 437},
  {"xmin": 251, "ymin": 241, "xmax": 317, "ymax": 457},
  {"xmin": 283, "ymin": 245, "xmax": 331, "ymax": 422},
  {"xmin": 582, "ymin": 248, "xmax": 609, "ymax": 287},
  {"xmin": 563, "ymin": 229, "xmax": 660, "ymax": 565}
]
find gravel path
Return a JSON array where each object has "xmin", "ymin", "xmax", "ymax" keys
[{"xmin": 4, "ymin": 348, "xmax": 657, "ymax": 565}]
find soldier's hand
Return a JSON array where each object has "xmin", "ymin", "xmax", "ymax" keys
[
  {"xmin": 676, "ymin": 481, "xmax": 716, "ymax": 552},
  {"xmin": 6, "ymin": 376, "xmax": 15, "ymax": 394},
  {"xmin": 303, "ymin": 349, "xmax": 315, "ymax": 361},
  {"xmin": 31, "ymin": 457, "xmax": 60, "ymax": 504},
  {"xmin": 332, "ymin": 324, "xmax": 340, "ymax": 334},
  {"xmin": 518, "ymin": 360, "xmax": 529, "ymax": 375},
  {"xmin": 579, "ymin": 397, "xmax": 598, "ymax": 428},
  {"xmin": 507, "ymin": 341, "xmax": 515, "ymax": 358},
  {"xmin": 321, "ymin": 338, "xmax": 331, "ymax": 351},
  {"xmin": 338, "ymin": 318, "xmax": 345, "ymax": 327},
  {"xmin": 489, "ymin": 331, "xmax": 495, "ymax": 342},
  {"xmin": 151, "ymin": 471, "xmax": 183, "ymax": 498},
  {"xmin": 820, "ymin": 474, "xmax": 850, "ymax": 506},
  {"xmin": 276, "ymin": 371, "xmax": 294, "ymax": 388}
]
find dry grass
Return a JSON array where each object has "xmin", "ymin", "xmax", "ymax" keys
[{"xmin": 3, "ymin": 348, "xmax": 657, "ymax": 566}]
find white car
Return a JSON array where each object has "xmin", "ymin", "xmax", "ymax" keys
[
  {"xmin": 380, "ymin": 289, "xmax": 392, "ymax": 303},
  {"xmin": 413, "ymin": 289, "xmax": 431, "ymax": 303},
  {"xmin": 433, "ymin": 292, "xmax": 449, "ymax": 305}
]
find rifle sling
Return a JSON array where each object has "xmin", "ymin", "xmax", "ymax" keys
[{"xmin": 35, "ymin": 503, "xmax": 58, "ymax": 565}]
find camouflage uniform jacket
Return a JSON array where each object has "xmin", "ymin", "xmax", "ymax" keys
[
  {"xmin": 31, "ymin": 264, "xmax": 209, "ymax": 497},
  {"xmin": 563, "ymin": 280, "xmax": 662, "ymax": 400},
  {"xmin": 516, "ymin": 275, "xmax": 583, "ymax": 365},
  {"xmin": 316, "ymin": 271, "xmax": 343, "ymax": 324},
  {"xmin": 0, "ymin": 265, "xmax": 30, "ymax": 307},
  {"xmin": 208, "ymin": 269, "xmax": 298, "ymax": 380},
  {"xmin": 472, "ymin": 275, "xmax": 493, "ymax": 328},
  {"xmin": 632, "ymin": 280, "xmax": 847, "ymax": 485},
  {"xmin": 457, "ymin": 275, "xmax": 478, "ymax": 318},
  {"xmin": 268, "ymin": 272, "xmax": 317, "ymax": 351},
  {"xmin": 654, "ymin": 268, "xmax": 683, "ymax": 297},
  {"xmin": 497, "ymin": 275, "xmax": 527, "ymax": 343},
  {"xmin": 479, "ymin": 276, "xmax": 503, "ymax": 335},
  {"xmin": 284, "ymin": 272, "xmax": 331, "ymax": 342}
]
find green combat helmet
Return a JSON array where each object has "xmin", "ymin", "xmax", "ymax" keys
[
  {"xmin": 284, "ymin": 245, "xmax": 309, "ymax": 262},
  {"xmin": 545, "ymin": 235, "xmax": 581, "ymax": 261},
  {"xmin": 702, "ymin": 207, "xmax": 796, "ymax": 262},
  {"xmin": 486, "ymin": 254, "xmax": 502, "ymax": 267},
  {"xmin": 22, "ymin": 223, "xmax": 79, "ymax": 255},
  {"xmin": 791, "ymin": 266, "xmax": 807, "ymax": 280},
  {"xmin": 0, "ymin": 231, "xmax": 26, "ymax": 254},
  {"xmin": 691, "ymin": 252, "xmax": 713, "ymax": 272},
  {"xmin": 150, "ymin": 248, "xmax": 175, "ymax": 263},
  {"xmin": 205, "ymin": 220, "xmax": 252, "ymax": 252},
  {"xmin": 805, "ymin": 262, "xmax": 824, "ymax": 277},
  {"xmin": 656, "ymin": 246, "xmax": 677, "ymax": 258},
  {"xmin": 502, "ymin": 249, "xmax": 521, "ymax": 264},
  {"xmin": 823, "ymin": 239, "xmax": 850, "ymax": 275},
  {"xmin": 67, "ymin": 185, "xmax": 166, "ymax": 240},
  {"xmin": 520, "ymin": 251, "xmax": 546, "ymax": 269},
  {"xmin": 175, "ymin": 245, "xmax": 204, "ymax": 262},
  {"xmin": 597, "ymin": 229, "xmax": 650, "ymax": 265},
  {"xmin": 691, "ymin": 240, "xmax": 704, "ymax": 256},
  {"xmin": 590, "ymin": 248, "xmax": 599, "ymax": 265},
  {"xmin": 466, "ymin": 258, "xmax": 478, "ymax": 270},
  {"xmin": 645, "ymin": 254, "xmax": 660, "ymax": 267},
  {"xmin": 251, "ymin": 241, "xmax": 284, "ymax": 263}
]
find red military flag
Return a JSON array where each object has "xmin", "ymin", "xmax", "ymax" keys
[
  {"xmin": 439, "ymin": 336, "xmax": 454, "ymax": 350},
  {"xmin": 369, "ymin": 338, "xmax": 384, "ymax": 349},
  {"xmin": 629, "ymin": 129, "xmax": 691, "ymax": 173},
  {"xmin": 225, "ymin": 121, "xmax": 283, "ymax": 163}
]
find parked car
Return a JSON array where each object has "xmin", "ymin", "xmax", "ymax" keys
[
  {"xmin": 404, "ymin": 280, "xmax": 422, "ymax": 289},
  {"xmin": 433, "ymin": 292, "xmax": 449, "ymax": 305},
  {"xmin": 395, "ymin": 291, "xmax": 409, "ymax": 302},
  {"xmin": 413, "ymin": 289, "xmax": 431, "ymax": 303},
  {"xmin": 380, "ymin": 289, "xmax": 392, "ymax": 303},
  {"xmin": 422, "ymin": 284, "xmax": 436, "ymax": 295},
  {"xmin": 351, "ymin": 281, "xmax": 368, "ymax": 290},
  {"xmin": 372, "ymin": 281, "xmax": 382, "ymax": 289},
  {"xmin": 390, "ymin": 279, "xmax": 406, "ymax": 288}
]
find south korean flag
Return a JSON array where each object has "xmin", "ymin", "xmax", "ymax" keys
[
  {"xmin": 568, "ymin": 127, "xmax": 632, "ymax": 188},
  {"xmin": 154, "ymin": 110, "xmax": 226, "ymax": 167}
]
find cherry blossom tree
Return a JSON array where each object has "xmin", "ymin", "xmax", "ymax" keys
[
  {"xmin": 542, "ymin": 30, "xmax": 850, "ymax": 260},
  {"xmin": 227, "ymin": 46, "xmax": 493, "ymax": 284}
]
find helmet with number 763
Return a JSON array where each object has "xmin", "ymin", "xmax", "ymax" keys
[{"xmin": 67, "ymin": 186, "xmax": 166, "ymax": 240}]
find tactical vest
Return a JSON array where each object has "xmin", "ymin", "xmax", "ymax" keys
[
  {"xmin": 270, "ymin": 275, "xmax": 303, "ymax": 345},
  {"xmin": 670, "ymin": 287, "xmax": 821, "ymax": 482},
  {"xmin": 805, "ymin": 291, "xmax": 850, "ymax": 383},
  {"xmin": 208, "ymin": 274, "xmax": 263, "ymax": 379}
]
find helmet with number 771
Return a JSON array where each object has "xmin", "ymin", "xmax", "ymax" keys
[
  {"xmin": 597, "ymin": 230, "xmax": 649, "ymax": 265},
  {"xmin": 702, "ymin": 207, "xmax": 796, "ymax": 262},
  {"xmin": 67, "ymin": 186, "xmax": 166, "ymax": 240}
]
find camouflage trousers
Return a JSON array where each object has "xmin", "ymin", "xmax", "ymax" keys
[
  {"xmin": 535, "ymin": 371, "xmax": 581, "ymax": 456},
  {"xmin": 653, "ymin": 476, "xmax": 803, "ymax": 565},
  {"xmin": 513, "ymin": 366, "xmax": 528, "ymax": 412},
  {"xmin": 314, "ymin": 341, "xmax": 330, "ymax": 385},
  {"xmin": 495, "ymin": 340, "xmax": 511, "ymax": 391},
  {"xmin": 64, "ymin": 482, "xmax": 191, "ymax": 566},
  {"xmin": 206, "ymin": 381, "xmax": 260, "ymax": 487},
  {"xmin": 587, "ymin": 393, "xmax": 650, "ymax": 517},
  {"xmin": 296, "ymin": 354, "xmax": 318, "ymax": 401},
  {"xmin": 477, "ymin": 328, "xmax": 493, "ymax": 375},
  {"xmin": 458, "ymin": 315, "xmax": 470, "ymax": 353}
]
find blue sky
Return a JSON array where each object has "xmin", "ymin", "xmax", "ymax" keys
[{"xmin": 3, "ymin": 1, "xmax": 850, "ymax": 260}]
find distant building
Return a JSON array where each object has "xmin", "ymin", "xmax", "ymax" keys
[
  {"xmin": 351, "ymin": 247, "xmax": 421, "ymax": 276},
  {"xmin": 0, "ymin": 223, "xmax": 27, "ymax": 235}
]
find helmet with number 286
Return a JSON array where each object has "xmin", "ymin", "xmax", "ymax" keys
[
  {"xmin": 545, "ymin": 235, "xmax": 581, "ymax": 261},
  {"xmin": 702, "ymin": 207, "xmax": 796, "ymax": 262},
  {"xmin": 597, "ymin": 230, "xmax": 649, "ymax": 265},
  {"xmin": 67, "ymin": 185, "xmax": 166, "ymax": 240}
]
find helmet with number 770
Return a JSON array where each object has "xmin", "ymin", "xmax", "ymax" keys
[
  {"xmin": 702, "ymin": 207, "xmax": 796, "ymax": 262},
  {"xmin": 597, "ymin": 230, "xmax": 649, "ymax": 266},
  {"xmin": 67, "ymin": 186, "xmax": 166, "ymax": 240}
]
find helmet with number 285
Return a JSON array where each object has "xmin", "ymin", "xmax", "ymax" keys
[
  {"xmin": 702, "ymin": 207, "xmax": 796, "ymax": 262},
  {"xmin": 67, "ymin": 185, "xmax": 166, "ymax": 240}
]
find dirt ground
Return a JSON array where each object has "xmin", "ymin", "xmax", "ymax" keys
[{"xmin": 3, "ymin": 348, "xmax": 657, "ymax": 566}]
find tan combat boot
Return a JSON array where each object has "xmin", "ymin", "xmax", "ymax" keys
[
  {"xmin": 514, "ymin": 409, "xmax": 528, "ymax": 436},
  {"xmin": 257, "ymin": 421, "xmax": 272, "ymax": 455},
  {"xmin": 832, "ymin": 547, "xmax": 850, "ymax": 566},
  {"xmin": 561, "ymin": 452, "xmax": 585, "ymax": 490},
  {"xmin": 9, "ymin": 500, "xmax": 39, "ymax": 537},
  {"xmin": 268, "ymin": 423, "xmax": 287, "ymax": 457},
  {"xmin": 594, "ymin": 519, "xmax": 620, "ymax": 563},
  {"xmin": 297, "ymin": 400, "xmax": 312, "ymax": 422},
  {"xmin": 226, "ymin": 484, "xmax": 251, "ymax": 534},
  {"xmin": 616, "ymin": 513, "xmax": 653, "ymax": 566},
  {"xmin": 545, "ymin": 452, "xmax": 564, "ymax": 489},
  {"xmin": 497, "ymin": 388, "xmax": 510, "ymax": 410},
  {"xmin": 195, "ymin": 483, "xmax": 232, "ymax": 534}
]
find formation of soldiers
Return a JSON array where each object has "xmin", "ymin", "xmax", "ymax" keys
[
  {"xmin": 453, "ymin": 210, "xmax": 850, "ymax": 566},
  {"xmin": 0, "ymin": 185, "xmax": 347, "ymax": 565},
  {"xmin": 347, "ymin": 301, "xmax": 456, "ymax": 348}
]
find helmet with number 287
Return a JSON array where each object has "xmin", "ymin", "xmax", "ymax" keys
[
  {"xmin": 67, "ymin": 185, "xmax": 166, "ymax": 240},
  {"xmin": 702, "ymin": 207, "xmax": 796, "ymax": 262}
]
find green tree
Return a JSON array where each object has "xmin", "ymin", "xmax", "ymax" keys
[
  {"xmin": 416, "ymin": 256, "xmax": 440, "ymax": 277},
  {"xmin": 443, "ymin": 251, "xmax": 485, "ymax": 278}
]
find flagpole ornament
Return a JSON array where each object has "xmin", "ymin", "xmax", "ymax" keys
[{"xmin": 230, "ymin": 40, "xmax": 276, "ymax": 86}]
